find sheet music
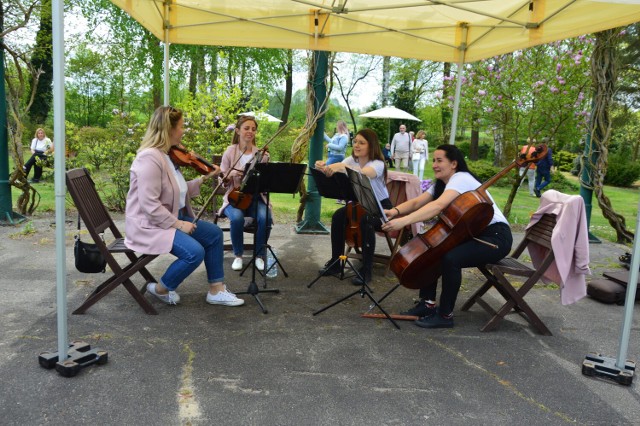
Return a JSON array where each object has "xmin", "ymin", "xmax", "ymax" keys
[{"xmin": 345, "ymin": 168, "xmax": 388, "ymax": 224}]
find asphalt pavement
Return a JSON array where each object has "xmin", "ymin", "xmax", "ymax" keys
[{"xmin": 0, "ymin": 213, "xmax": 639, "ymax": 425}]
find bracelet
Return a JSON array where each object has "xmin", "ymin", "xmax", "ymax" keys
[{"xmin": 394, "ymin": 207, "xmax": 401, "ymax": 215}]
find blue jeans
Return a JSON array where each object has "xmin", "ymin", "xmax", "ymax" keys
[
  {"xmin": 326, "ymin": 153, "xmax": 345, "ymax": 165},
  {"xmin": 535, "ymin": 170, "xmax": 552, "ymax": 192},
  {"xmin": 160, "ymin": 214, "xmax": 224, "ymax": 291},
  {"xmin": 224, "ymin": 196, "xmax": 272, "ymax": 257}
]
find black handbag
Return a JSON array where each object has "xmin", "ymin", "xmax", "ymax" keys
[{"xmin": 74, "ymin": 215, "xmax": 106, "ymax": 273}]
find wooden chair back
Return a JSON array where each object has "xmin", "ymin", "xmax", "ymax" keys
[{"xmin": 66, "ymin": 168, "xmax": 158, "ymax": 315}]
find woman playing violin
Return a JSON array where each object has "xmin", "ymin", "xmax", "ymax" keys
[
  {"xmin": 219, "ymin": 115, "xmax": 272, "ymax": 272},
  {"xmin": 124, "ymin": 106, "xmax": 245, "ymax": 307},
  {"xmin": 315, "ymin": 129, "xmax": 392, "ymax": 286},
  {"xmin": 381, "ymin": 144, "xmax": 512, "ymax": 328}
]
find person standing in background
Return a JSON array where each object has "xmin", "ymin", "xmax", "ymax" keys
[
  {"xmin": 534, "ymin": 145, "xmax": 553, "ymax": 197},
  {"xmin": 519, "ymin": 140, "xmax": 537, "ymax": 196},
  {"xmin": 390, "ymin": 124, "xmax": 411, "ymax": 172},
  {"xmin": 324, "ymin": 120, "xmax": 349, "ymax": 165},
  {"xmin": 411, "ymin": 130, "xmax": 429, "ymax": 180}
]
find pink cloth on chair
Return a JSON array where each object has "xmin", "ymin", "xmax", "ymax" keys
[
  {"xmin": 386, "ymin": 171, "xmax": 422, "ymax": 237},
  {"xmin": 526, "ymin": 190, "xmax": 591, "ymax": 305}
]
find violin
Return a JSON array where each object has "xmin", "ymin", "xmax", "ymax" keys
[
  {"xmin": 345, "ymin": 202, "xmax": 366, "ymax": 248},
  {"xmin": 169, "ymin": 144, "xmax": 217, "ymax": 175},
  {"xmin": 390, "ymin": 144, "xmax": 548, "ymax": 289}
]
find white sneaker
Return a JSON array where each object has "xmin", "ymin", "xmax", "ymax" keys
[
  {"xmin": 231, "ymin": 257, "xmax": 243, "ymax": 271},
  {"xmin": 255, "ymin": 258, "xmax": 265, "ymax": 271},
  {"xmin": 147, "ymin": 282, "xmax": 180, "ymax": 305},
  {"xmin": 206, "ymin": 290, "xmax": 245, "ymax": 306}
]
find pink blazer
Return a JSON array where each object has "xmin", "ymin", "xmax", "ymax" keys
[
  {"xmin": 526, "ymin": 190, "xmax": 590, "ymax": 305},
  {"xmin": 217, "ymin": 144, "xmax": 269, "ymax": 215},
  {"xmin": 124, "ymin": 148, "xmax": 203, "ymax": 255}
]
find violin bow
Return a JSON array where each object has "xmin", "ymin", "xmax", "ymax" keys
[{"xmin": 194, "ymin": 146, "xmax": 249, "ymax": 223}]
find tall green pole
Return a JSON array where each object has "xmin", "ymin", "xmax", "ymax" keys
[
  {"xmin": 296, "ymin": 50, "xmax": 329, "ymax": 234},
  {"xmin": 0, "ymin": 16, "xmax": 24, "ymax": 224},
  {"xmin": 579, "ymin": 100, "xmax": 601, "ymax": 243}
]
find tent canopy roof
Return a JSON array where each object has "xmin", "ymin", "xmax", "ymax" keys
[{"xmin": 112, "ymin": 0, "xmax": 640, "ymax": 62}]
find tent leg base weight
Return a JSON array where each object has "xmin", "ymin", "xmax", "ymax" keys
[
  {"xmin": 582, "ymin": 352, "xmax": 635, "ymax": 385},
  {"xmin": 39, "ymin": 341, "xmax": 108, "ymax": 377}
]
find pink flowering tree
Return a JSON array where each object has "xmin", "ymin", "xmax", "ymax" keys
[{"xmin": 444, "ymin": 37, "xmax": 593, "ymax": 166}]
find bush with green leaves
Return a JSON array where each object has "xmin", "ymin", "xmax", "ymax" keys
[
  {"xmin": 553, "ymin": 149, "xmax": 578, "ymax": 172},
  {"xmin": 456, "ymin": 141, "xmax": 490, "ymax": 160},
  {"xmin": 468, "ymin": 160, "xmax": 511, "ymax": 187},
  {"xmin": 603, "ymin": 153, "xmax": 640, "ymax": 187}
]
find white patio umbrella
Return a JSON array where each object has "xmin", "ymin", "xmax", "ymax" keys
[
  {"xmin": 360, "ymin": 105, "xmax": 421, "ymax": 143},
  {"xmin": 359, "ymin": 106, "xmax": 421, "ymax": 122},
  {"xmin": 239, "ymin": 111, "xmax": 283, "ymax": 123}
]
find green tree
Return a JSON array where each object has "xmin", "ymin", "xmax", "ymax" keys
[{"xmin": 28, "ymin": 0, "xmax": 52, "ymax": 125}]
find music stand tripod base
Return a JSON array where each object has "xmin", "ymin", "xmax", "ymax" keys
[{"xmin": 312, "ymin": 256, "xmax": 400, "ymax": 329}]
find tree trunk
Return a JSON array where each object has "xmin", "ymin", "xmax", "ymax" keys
[
  {"xmin": 590, "ymin": 30, "xmax": 633, "ymax": 243},
  {"xmin": 280, "ymin": 50, "xmax": 293, "ymax": 127},
  {"xmin": 442, "ymin": 62, "xmax": 452, "ymax": 144},
  {"xmin": 381, "ymin": 56, "xmax": 390, "ymax": 106}
]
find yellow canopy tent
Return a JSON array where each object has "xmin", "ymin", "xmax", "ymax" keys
[
  {"xmin": 45, "ymin": 0, "xmax": 640, "ymax": 365},
  {"xmin": 112, "ymin": 0, "xmax": 640, "ymax": 63}
]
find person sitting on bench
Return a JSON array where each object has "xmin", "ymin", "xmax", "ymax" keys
[{"xmin": 124, "ymin": 106, "xmax": 244, "ymax": 307}]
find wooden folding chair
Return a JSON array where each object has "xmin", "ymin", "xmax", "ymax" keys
[
  {"xmin": 66, "ymin": 168, "xmax": 159, "ymax": 315},
  {"xmin": 461, "ymin": 213, "xmax": 557, "ymax": 335}
]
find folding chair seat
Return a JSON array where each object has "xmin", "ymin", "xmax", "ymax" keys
[
  {"xmin": 461, "ymin": 214, "xmax": 557, "ymax": 335},
  {"xmin": 66, "ymin": 168, "xmax": 159, "ymax": 315}
]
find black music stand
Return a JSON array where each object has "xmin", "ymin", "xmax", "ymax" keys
[
  {"xmin": 236, "ymin": 162, "xmax": 306, "ymax": 313},
  {"xmin": 305, "ymin": 168, "xmax": 362, "ymax": 287},
  {"xmin": 312, "ymin": 169, "xmax": 399, "ymax": 329}
]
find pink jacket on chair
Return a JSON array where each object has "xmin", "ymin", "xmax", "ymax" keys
[
  {"xmin": 124, "ymin": 148, "xmax": 203, "ymax": 255},
  {"xmin": 526, "ymin": 190, "xmax": 591, "ymax": 305}
]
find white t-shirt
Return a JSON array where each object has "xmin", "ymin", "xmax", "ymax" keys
[
  {"xmin": 165, "ymin": 154, "xmax": 188, "ymax": 210},
  {"xmin": 412, "ymin": 138, "xmax": 429, "ymax": 160},
  {"xmin": 342, "ymin": 157, "xmax": 389, "ymax": 202},
  {"xmin": 427, "ymin": 171, "xmax": 509, "ymax": 225},
  {"xmin": 31, "ymin": 137, "xmax": 52, "ymax": 153}
]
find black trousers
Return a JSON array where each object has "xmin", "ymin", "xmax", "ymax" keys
[
  {"xmin": 418, "ymin": 222, "xmax": 513, "ymax": 316},
  {"xmin": 24, "ymin": 151, "xmax": 47, "ymax": 180},
  {"xmin": 330, "ymin": 198, "xmax": 393, "ymax": 277}
]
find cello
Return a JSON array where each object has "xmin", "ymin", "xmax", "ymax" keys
[{"xmin": 389, "ymin": 144, "xmax": 548, "ymax": 289}]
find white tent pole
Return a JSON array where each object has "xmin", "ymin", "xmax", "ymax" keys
[
  {"xmin": 617, "ymin": 198, "xmax": 640, "ymax": 368},
  {"xmin": 449, "ymin": 24, "xmax": 468, "ymax": 145},
  {"xmin": 163, "ymin": 1, "xmax": 170, "ymax": 105},
  {"xmin": 52, "ymin": 0, "xmax": 68, "ymax": 361}
]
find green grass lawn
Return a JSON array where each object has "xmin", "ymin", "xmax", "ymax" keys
[{"xmin": 11, "ymin": 166, "xmax": 639, "ymax": 244}]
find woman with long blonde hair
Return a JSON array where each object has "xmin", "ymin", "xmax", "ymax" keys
[{"xmin": 124, "ymin": 106, "xmax": 244, "ymax": 307}]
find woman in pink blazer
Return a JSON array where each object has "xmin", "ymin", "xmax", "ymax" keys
[{"xmin": 125, "ymin": 106, "xmax": 244, "ymax": 307}]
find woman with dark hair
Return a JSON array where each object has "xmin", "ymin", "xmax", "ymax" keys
[
  {"xmin": 315, "ymin": 129, "xmax": 391, "ymax": 285},
  {"xmin": 219, "ymin": 115, "xmax": 272, "ymax": 272},
  {"xmin": 382, "ymin": 144, "xmax": 512, "ymax": 328}
]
